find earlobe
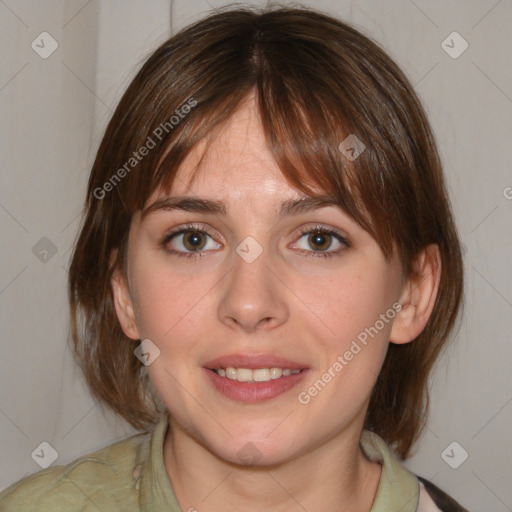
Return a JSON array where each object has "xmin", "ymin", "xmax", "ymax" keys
[
  {"xmin": 110, "ymin": 258, "xmax": 140, "ymax": 341},
  {"xmin": 389, "ymin": 244, "xmax": 441, "ymax": 345}
]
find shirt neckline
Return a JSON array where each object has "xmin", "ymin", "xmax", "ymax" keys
[{"xmin": 137, "ymin": 414, "xmax": 419, "ymax": 512}]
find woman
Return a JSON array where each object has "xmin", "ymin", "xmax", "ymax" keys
[{"xmin": 0, "ymin": 5, "xmax": 468, "ymax": 511}]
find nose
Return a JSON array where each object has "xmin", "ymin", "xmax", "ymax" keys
[{"xmin": 217, "ymin": 245, "xmax": 289, "ymax": 333}]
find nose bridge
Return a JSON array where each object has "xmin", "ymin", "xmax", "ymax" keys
[{"xmin": 217, "ymin": 237, "xmax": 288, "ymax": 332}]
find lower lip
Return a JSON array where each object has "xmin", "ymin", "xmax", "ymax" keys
[{"xmin": 203, "ymin": 368, "xmax": 309, "ymax": 403}]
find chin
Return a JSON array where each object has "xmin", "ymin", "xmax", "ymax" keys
[{"xmin": 206, "ymin": 433, "xmax": 301, "ymax": 468}]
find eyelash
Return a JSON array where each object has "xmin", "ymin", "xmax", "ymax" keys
[{"xmin": 158, "ymin": 223, "xmax": 349, "ymax": 261}]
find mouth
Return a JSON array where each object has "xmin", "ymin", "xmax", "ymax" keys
[{"xmin": 203, "ymin": 354, "xmax": 309, "ymax": 402}]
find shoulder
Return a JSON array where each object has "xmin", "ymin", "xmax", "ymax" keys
[
  {"xmin": 0, "ymin": 431, "xmax": 149, "ymax": 512},
  {"xmin": 417, "ymin": 475, "xmax": 470, "ymax": 512}
]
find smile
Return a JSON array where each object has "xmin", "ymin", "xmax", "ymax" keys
[
  {"xmin": 202, "ymin": 353, "xmax": 309, "ymax": 402},
  {"xmin": 214, "ymin": 367, "xmax": 302, "ymax": 382}
]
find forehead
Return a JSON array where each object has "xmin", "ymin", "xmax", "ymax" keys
[{"xmin": 146, "ymin": 93, "xmax": 311, "ymax": 206}]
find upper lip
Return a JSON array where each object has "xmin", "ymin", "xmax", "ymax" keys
[{"xmin": 204, "ymin": 354, "xmax": 307, "ymax": 370}]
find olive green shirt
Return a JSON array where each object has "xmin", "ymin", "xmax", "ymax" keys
[{"xmin": 0, "ymin": 414, "xmax": 429, "ymax": 511}]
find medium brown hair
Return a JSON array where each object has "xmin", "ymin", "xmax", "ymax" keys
[{"xmin": 68, "ymin": 4, "xmax": 464, "ymax": 459}]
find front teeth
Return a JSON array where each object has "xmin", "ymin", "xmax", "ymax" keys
[{"xmin": 215, "ymin": 367, "xmax": 301, "ymax": 382}]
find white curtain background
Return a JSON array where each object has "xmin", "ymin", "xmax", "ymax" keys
[{"xmin": 1, "ymin": 1, "xmax": 511, "ymax": 510}]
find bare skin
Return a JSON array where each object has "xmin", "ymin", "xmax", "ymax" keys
[{"xmin": 111, "ymin": 91, "xmax": 441, "ymax": 511}]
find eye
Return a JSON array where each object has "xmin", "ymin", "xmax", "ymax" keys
[
  {"xmin": 291, "ymin": 226, "xmax": 349, "ymax": 258},
  {"xmin": 159, "ymin": 223, "xmax": 349, "ymax": 261},
  {"xmin": 159, "ymin": 223, "xmax": 221, "ymax": 259}
]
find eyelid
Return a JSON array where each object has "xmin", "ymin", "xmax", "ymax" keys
[
  {"xmin": 161, "ymin": 222, "xmax": 222, "ymax": 242},
  {"xmin": 296, "ymin": 224, "xmax": 349, "ymax": 242}
]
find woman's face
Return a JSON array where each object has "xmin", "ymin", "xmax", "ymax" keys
[{"xmin": 113, "ymin": 92, "xmax": 407, "ymax": 466}]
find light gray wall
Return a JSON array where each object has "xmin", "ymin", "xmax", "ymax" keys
[{"xmin": 1, "ymin": 1, "xmax": 511, "ymax": 510}]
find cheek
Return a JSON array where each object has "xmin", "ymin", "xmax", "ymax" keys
[
  {"xmin": 133, "ymin": 266, "xmax": 210, "ymax": 410},
  {"xmin": 291, "ymin": 259, "xmax": 398, "ymax": 411},
  {"xmin": 131, "ymin": 260, "xmax": 213, "ymax": 342},
  {"xmin": 293, "ymin": 261, "xmax": 396, "ymax": 348}
]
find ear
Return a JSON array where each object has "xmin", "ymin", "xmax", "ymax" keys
[
  {"xmin": 390, "ymin": 244, "xmax": 441, "ymax": 344},
  {"xmin": 110, "ymin": 249, "xmax": 140, "ymax": 340}
]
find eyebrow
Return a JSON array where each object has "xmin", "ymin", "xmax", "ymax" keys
[{"xmin": 141, "ymin": 195, "xmax": 340, "ymax": 222}]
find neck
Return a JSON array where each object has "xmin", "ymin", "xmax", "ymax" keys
[{"xmin": 162, "ymin": 417, "xmax": 382, "ymax": 512}]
